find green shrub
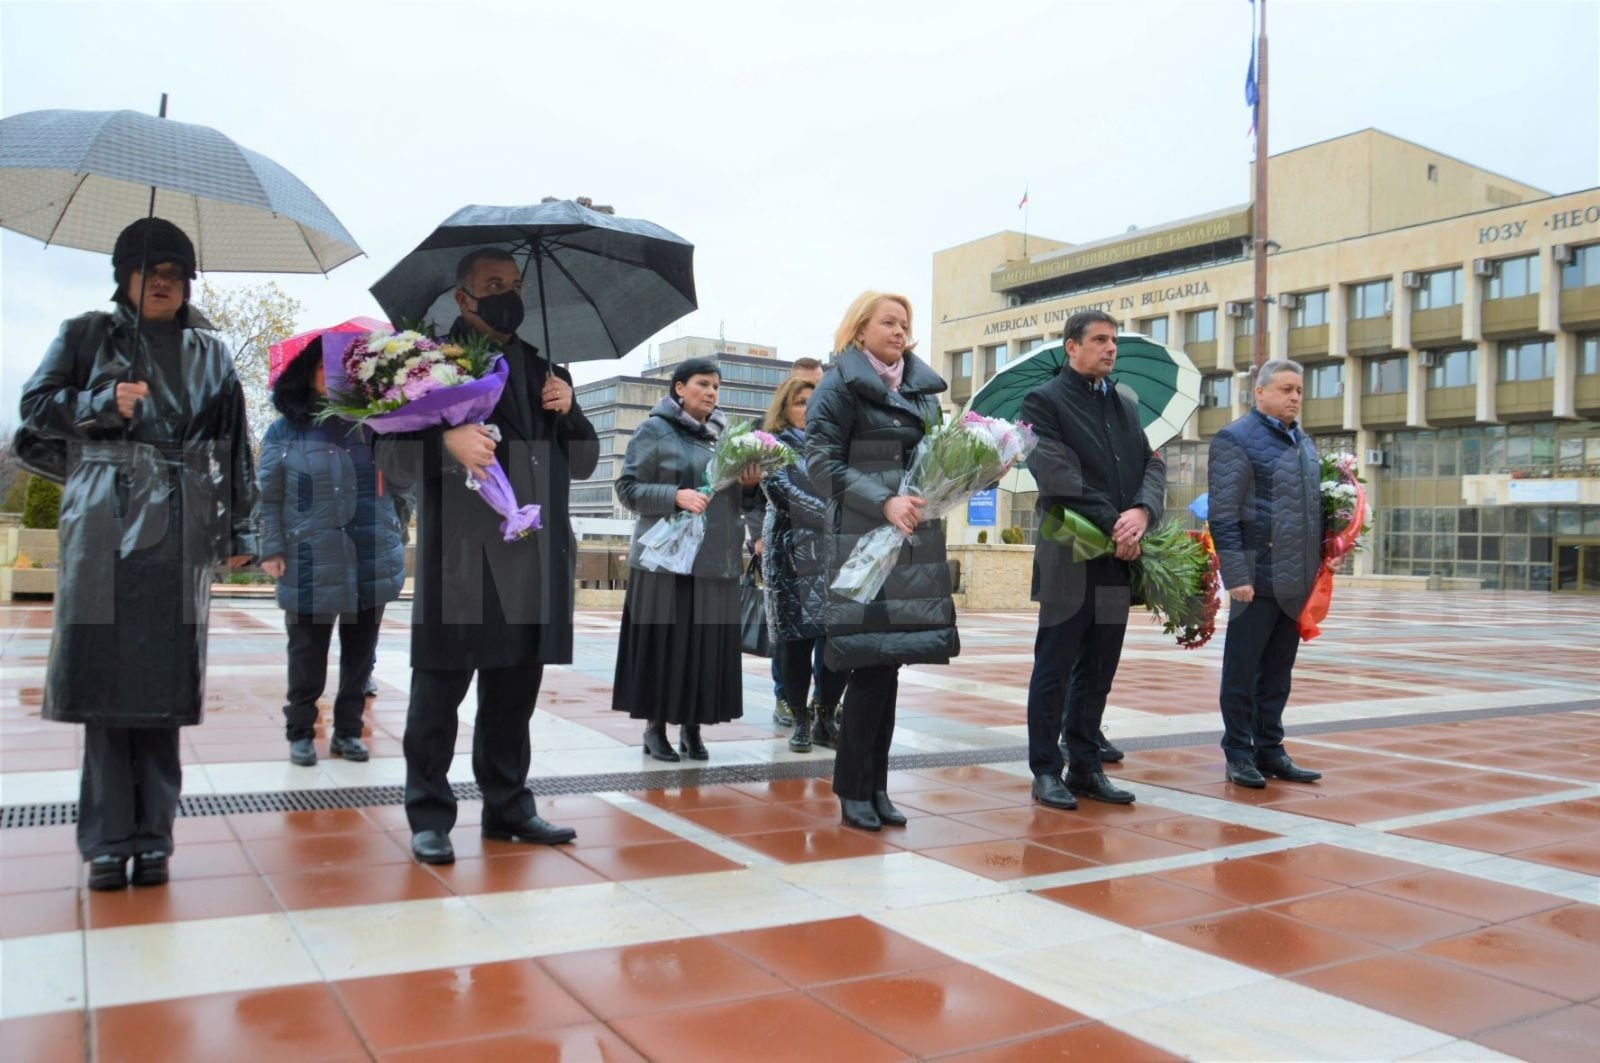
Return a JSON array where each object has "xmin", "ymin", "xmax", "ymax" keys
[
  {"xmin": 1000, "ymin": 525, "xmax": 1025, "ymax": 545},
  {"xmin": 22, "ymin": 477, "xmax": 61, "ymax": 530},
  {"xmin": 1, "ymin": 471, "xmax": 30, "ymax": 513},
  {"xmin": 976, "ymin": 530, "xmax": 988, "ymax": 544}
]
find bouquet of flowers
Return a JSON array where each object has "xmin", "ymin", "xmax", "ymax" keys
[
  {"xmin": 317, "ymin": 328, "xmax": 541, "ymax": 542},
  {"xmin": 637, "ymin": 420, "xmax": 796, "ymax": 574},
  {"xmin": 1038, "ymin": 508, "xmax": 1222, "ymax": 650},
  {"xmin": 831, "ymin": 412, "xmax": 1037, "ymax": 603},
  {"xmin": 1298, "ymin": 451, "xmax": 1371, "ymax": 640}
]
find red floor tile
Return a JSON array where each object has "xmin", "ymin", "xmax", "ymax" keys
[
  {"xmin": 537, "ymin": 937, "xmax": 787, "ymax": 1020},
  {"xmin": 610, "ymin": 991, "xmax": 906, "ymax": 1063},
  {"xmin": 1124, "ymin": 816, "xmax": 1278, "ymax": 849},
  {"xmin": 730, "ymin": 826, "xmax": 899, "ymax": 864},
  {"xmin": 633, "ymin": 786, "xmax": 767, "ymax": 812},
  {"xmin": 1418, "ymin": 925, "xmax": 1600, "ymax": 1001},
  {"xmin": 1294, "ymin": 952, "xmax": 1568, "ymax": 1037},
  {"xmin": 1265, "ymin": 889, "xmax": 1488, "ymax": 948},
  {"xmin": 942, "ymin": 1022, "xmax": 1182, "ymax": 1062},
  {"xmin": 0, "ymin": 825, "xmax": 78, "ymax": 857},
  {"xmin": 0, "ymin": 851, "xmax": 81, "ymax": 894},
  {"xmin": 1505, "ymin": 903, "xmax": 1600, "ymax": 949},
  {"xmin": 1513, "ymin": 839, "xmax": 1600, "ymax": 876},
  {"xmin": 87, "ymin": 874, "xmax": 281, "ymax": 929},
  {"xmin": 0, "ymin": 1010, "xmax": 86, "ymax": 1063},
  {"xmin": 725, "ymin": 777, "xmax": 837, "ymax": 804},
  {"xmin": 1473, "ymin": 1004, "xmax": 1600, "ymax": 1061},
  {"xmin": 718, "ymin": 916, "xmax": 952, "ymax": 986},
  {"xmin": 1241, "ymin": 843, "xmax": 1425, "ymax": 886},
  {"xmin": 510, "ymin": 812, "xmax": 680, "ymax": 848},
  {"xmin": 872, "ymin": 815, "xmax": 1007, "ymax": 852},
  {"xmin": 922, "ymin": 839, "xmax": 1097, "ymax": 881},
  {"xmin": 1364, "ymin": 870, "xmax": 1570, "ymax": 922},
  {"xmin": 1156, "ymin": 856, "xmax": 1342, "ymax": 906},
  {"xmin": 334, "ymin": 959, "xmax": 595, "ymax": 1052},
  {"xmin": 266, "ymin": 862, "xmax": 457, "ymax": 911},
  {"xmin": 93, "ymin": 983, "xmax": 366, "ymax": 1063},
  {"xmin": 671, "ymin": 802, "xmax": 829, "ymax": 836},
  {"xmin": 1151, "ymin": 908, "xmax": 1383, "ymax": 975},
  {"xmin": 563, "ymin": 840, "xmax": 744, "ymax": 882},
  {"xmin": 242, "ymin": 831, "xmax": 414, "ymax": 876},
  {"xmin": 160, "ymin": 841, "xmax": 258, "ymax": 881},
  {"xmin": 812, "ymin": 962, "xmax": 1086, "ymax": 1057},
  {"xmin": 225, "ymin": 808, "xmax": 382, "ymax": 840},
  {"xmin": 1, "ymin": 886, "xmax": 81, "ymax": 938},
  {"xmin": 948, "ymin": 806, "xmax": 1096, "ymax": 839},
  {"xmin": 1036, "ymin": 875, "xmax": 1243, "ymax": 929},
  {"xmin": 377, "ymin": 1022, "xmax": 646, "ymax": 1062},
  {"xmin": 890, "ymin": 787, "xmax": 1020, "ymax": 816},
  {"xmin": 1032, "ymin": 826, "xmax": 1200, "ymax": 866}
]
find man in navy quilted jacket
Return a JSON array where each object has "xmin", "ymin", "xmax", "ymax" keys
[{"xmin": 1207, "ymin": 359, "xmax": 1325, "ymax": 788}]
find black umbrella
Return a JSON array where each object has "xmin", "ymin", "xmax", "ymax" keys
[{"xmin": 369, "ymin": 200, "xmax": 697, "ymax": 362}]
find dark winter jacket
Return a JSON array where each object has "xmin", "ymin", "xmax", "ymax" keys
[
  {"xmin": 1021, "ymin": 365, "xmax": 1166, "ymax": 603},
  {"xmin": 375, "ymin": 326, "xmax": 598, "ymax": 670},
  {"xmin": 761, "ymin": 426, "xmax": 829, "ymax": 642},
  {"xmin": 257, "ymin": 419, "xmax": 407, "ymax": 617},
  {"xmin": 19, "ymin": 303, "xmax": 258, "ymax": 726},
  {"xmin": 616, "ymin": 397, "xmax": 762, "ymax": 581},
  {"xmin": 805, "ymin": 346, "xmax": 957, "ymax": 671},
  {"xmin": 1208, "ymin": 408, "xmax": 1322, "ymax": 600}
]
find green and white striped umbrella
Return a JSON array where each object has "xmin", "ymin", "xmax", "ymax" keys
[{"xmin": 965, "ymin": 333, "xmax": 1203, "ymax": 451}]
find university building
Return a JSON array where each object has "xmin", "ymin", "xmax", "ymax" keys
[
  {"xmin": 931, "ymin": 130, "xmax": 1600, "ymax": 593},
  {"xmin": 570, "ymin": 336, "xmax": 794, "ymax": 521}
]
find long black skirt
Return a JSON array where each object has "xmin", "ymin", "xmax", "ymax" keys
[{"xmin": 612, "ymin": 570, "xmax": 745, "ymax": 725}]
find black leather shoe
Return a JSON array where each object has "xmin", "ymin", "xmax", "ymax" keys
[
  {"xmin": 289, "ymin": 737, "xmax": 317, "ymax": 766},
  {"xmin": 411, "ymin": 830, "xmax": 455, "ymax": 864},
  {"xmin": 1257, "ymin": 753, "xmax": 1322, "ymax": 783},
  {"xmin": 330, "ymin": 735, "xmax": 369, "ymax": 762},
  {"xmin": 87, "ymin": 854, "xmax": 128, "ymax": 891},
  {"xmin": 811, "ymin": 702, "xmax": 840, "ymax": 750},
  {"xmin": 1225, "ymin": 761, "xmax": 1268, "ymax": 788},
  {"xmin": 678, "ymin": 725, "xmax": 709, "ymax": 761},
  {"xmin": 871, "ymin": 791, "xmax": 907, "ymax": 827},
  {"xmin": 1065, "ymin": 769, "xmax": 1136, "ymax": 804},
  {"xmin": 642, "ymin": 724, "xmax": 680, "ymax": 762},
  {"xmin": 1094, "ymin": 729, "xmax": 1125, "ymax": 763},
  {"xmin": 840, "ymin": 798, "xmax": 882, "ymax": 831},
  {"xmin": 483, "ymin": 815, "xmax": 577, "ymax": 846},
  {"xmin": 1031, "ymin": 774, "xmax": 1079, "ymax": 810},
  {"xmin": 131, "ymin": 851, "xmax": 169, "ymax": 887}
]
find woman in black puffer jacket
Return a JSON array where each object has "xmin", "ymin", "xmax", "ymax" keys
[
  {"xmin": 257, "ymin": 337, "xmax": 407, "ymax": 768},
  {"xmin": 761, "ymin": 375, "xmax": 848, "ymax": 754},
  {"xmin": 806, "ymin": 291, "xmax": 957, "ymax": 831}
]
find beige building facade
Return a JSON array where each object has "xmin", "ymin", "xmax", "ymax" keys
[{"xmin": 932, "ymin": 130, "xmax": 1600, "ymax": 592}]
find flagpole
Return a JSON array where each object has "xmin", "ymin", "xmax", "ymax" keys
[
  {"xmin": 1253, "ymin": 0, "xmax": 1270, "ymax": 369},
  {"xmin": 1022, "ymin": 183, "xmax": 1030, "ymax": 257}
]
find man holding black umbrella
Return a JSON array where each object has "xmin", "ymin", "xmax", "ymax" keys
[{"xmin": 377, "ymin": 248, "xmax": 598, "ymax": 865}]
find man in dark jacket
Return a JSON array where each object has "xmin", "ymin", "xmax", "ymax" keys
[
  {"xmin": 1022, "ymin": 311, "xmax": 1165, "ymax": 809},
  {"xmin": 1207, "ymin": 359, "xmax": 1324, "ymax": 788},
  {"xmin": 377, "ymin": 248, "xmax": 599, "ymax": 864}
]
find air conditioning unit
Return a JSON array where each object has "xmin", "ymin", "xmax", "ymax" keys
[
  {"xmin": 1473, "ymin": 258, "xmax": 1495, "ymax": 277},
  {"xmin": 1364, "ymin": 449, "xmax": 1388, "ymax": 467},
  {"xmin": 1418, "ymin": 350, "xmax": 1439, "ymax": 368},
  {"xmin": 1224, "ymin": 301, "xmax": 1247, "ymax": 317},
  {"xmin": 1552, "ymin": 243, "xmax": 1575, "ymax": 265},
  {"xmin": 1006, "ymin": 294, "xmax": 1023, "ymax": 308},
  {"xmin": 1234, "ymin": 370, "xmax": 1253, "ymax": 388},
  {"xmin": 1402, "ymin": 271, "xmax": 1423, "ymax": 289},
  {"xmin": 1278, "ymin": 292, "xmax": 1301, "ymax": 310}
]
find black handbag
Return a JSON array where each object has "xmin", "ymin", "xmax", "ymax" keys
[{"xmin": 739, "ymin": 555, "xmax": 772, "ymax": 657}]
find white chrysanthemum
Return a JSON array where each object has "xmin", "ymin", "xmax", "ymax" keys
[
  {"xmin": 355, "ymin": 357, "xmax": 379, "ymax": 382},
  {"xmin": 428, "ymin": 363, "xmax": 461, "ymax": 386}
]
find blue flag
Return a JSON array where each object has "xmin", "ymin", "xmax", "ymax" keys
[{"xmin": 1245, "ymin": 1, "xmax": 1258, "ymax": 135}]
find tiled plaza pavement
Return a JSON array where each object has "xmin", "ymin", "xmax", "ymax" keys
[{"xmin": 1, "ymin": 587, "xmax": 1597, "ymax": 1061}]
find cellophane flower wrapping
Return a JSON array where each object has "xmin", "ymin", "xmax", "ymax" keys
[
  {"xmin": 831, "ymin": 413, "xmax": 1037, "ymax": 604},
  {"xmin": 316, "ymin": 328, "xmax": 540, "ymax": 542},
  {"xmin": 1299, "ymin": 452, "xmax": 1372, "ymax": 640},
  {"xmin": 637, "ymin": 421, "xmax": 796, "ymax": 574}
]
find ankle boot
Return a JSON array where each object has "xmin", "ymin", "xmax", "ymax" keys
[
  {"xmin": 642, "ymin": 722, "xmax": 680, "ymax": 762},
  {"xmin": 679, "ymin": 724, "xmax": 709, "ymax": 761},
  {"xmin": 871, "ymin": 791, "xmax": 907, "ymax": 827},
  {"xmin": 840, "ymin": 797, "xmax": 881, "ymax": 831},
  {"xmin": 788, "ymin": 702, "xmax": 813, "ymax": 752},
  {"xmin": 811, "ymin": 698, "xmax": 840, "ymax": 749}
]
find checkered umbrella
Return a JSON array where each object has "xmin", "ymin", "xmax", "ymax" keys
[{"xmin": 0, "ymin": 108, "xmax": 361, "ymax": 273}]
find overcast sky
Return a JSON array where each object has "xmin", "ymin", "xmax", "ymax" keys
[{"xmin": 3, "ymin": 0, "xmax": 1597, "ymax": 417}]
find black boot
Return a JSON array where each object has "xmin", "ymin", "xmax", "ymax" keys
[
  {"xmin": 679, "ymin": 724, "xmax": 709, "ymax": 761},
  {"xmin": 788, "ymin": 701, "xmax": 813, "ymax": 753},
  {"xmin": 871, "ymin": 791, "xmax": 907, "ymax": 827},
  {"xmin": 811, "ymin": 698, "xmax": 840, "ymax": 749},
  {"xmin": 642, "ymin": 722, "xmax": 680, "ymax": 762},
  {"xmin": 840, "ymin": 798, "xmax": 881, "ymax": 831}
]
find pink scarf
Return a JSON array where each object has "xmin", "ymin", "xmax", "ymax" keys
[{"xmin": 861, "ymin": 347, "xmax": 905, "ymax": 393}]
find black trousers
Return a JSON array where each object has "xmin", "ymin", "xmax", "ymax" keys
[
  {"xmin": 283, "ymin": 606, "xmax": 385, "ymax": 740},
  {"xmin": 1218, "ymin": 594, "xmax": 1303, "ymax": 762},
  {"xmin": 831, "ymin": 664, "xmax": 898, "ymax": 800},
  {"xmin": 778, "ymin": 638, "xmax": 847, "ymax": 714},
  {"xmin": 403, "ymin": 660, "xmax": 543, "ymax": 834},
  {"xmin": 1026, "ymin": 559, "xmax": 1131, "ymax": 777},
  {"xmin": 77, "ymin": 724, "xmax": 182, "ymax": 860}
]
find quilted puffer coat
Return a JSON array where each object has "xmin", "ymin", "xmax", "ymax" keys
[
  {"xmin": 257, "ymin": 419, "xmax": 407, "ymax": 616},
  {"xmin": 1207, "ymin": 408, "xmax": 1323, "ymax": 600},
  {"xmin": 761, "ymin": 426, "xmax": 829, "ymax": 643},
  {"xmin": 805, "ymin": 347, "xmax": 958, "ymax": 671}
]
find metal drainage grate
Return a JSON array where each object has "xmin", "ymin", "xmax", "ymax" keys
[{"xmin": 4, "ymin": 698, "xmax": 1594, "ymax": 830}]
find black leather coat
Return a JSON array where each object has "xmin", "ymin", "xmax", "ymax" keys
[{"xmin": 760, "ymin": 426, "xmax": 829, "ymax": 643}]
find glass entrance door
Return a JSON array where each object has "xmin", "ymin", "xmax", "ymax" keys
[{"xmin": 1554, "ymin": 540, "xmax": 1600, "ymax": 592}]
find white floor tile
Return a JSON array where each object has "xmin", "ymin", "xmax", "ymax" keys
[
  {"xmin": 466, "ymin": 881, "xmax": 696, "ymax": 956},
  {"xmin": 86, "ymin": 913, "xmax": 319, "ymax": 1009},
  {"xmin": 624, "ymin": 869, "xmax": 850, "ymax": 934},
  {"xmin": 871, "ymin": 893, "xmax": 1118, "ymax": 961},
  {"xmin": 772, "ymin": 852, "xmax": 1006, "ymax": 911},
  {"xmin": 289, "ymin": 896, "xmax": 519, "ymax": 980},
  {"xmin": 0, "ymin": 932, "xmax": 85, "ymax": 1019}
]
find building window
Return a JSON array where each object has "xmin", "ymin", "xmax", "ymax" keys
[
  {"xmin": 1415, "ymin": 267, "xmax": 1462, "ymax": 309},
  {"xmin": 1234, "ymin": 303, "xmax": 1254, "ymax": 336},
  {"xmin": 1485, "ymin": 254, "xmax": 1540, "ymax": 299},
  {"xmin": 1500, "ymin": 338, "xmax": 1553, "ymax": 381},
  {"xmin": 1427, "ymin": 163, "xmax": 1438, "ymax": 182},
  {"xmin": 1365, "ymin": 354, "xmax": 1407, "ymax": 395},
  {"xmin": 1581, "ymin": 333, "xmax": 1599, "ymax": 375},
  {"xmin": 1348, "ymin": 279, "xmax": 1393, "ymax": 320},
  {"xmin": 982, "ymin": 343, "xmax": 1007, "ymax": 376},
  {"xmin": 1290, "ymin": 290, "xmax": 1328, "ymax": 328},
  {"xmin": 1426, "ymin": 347, "xmax": 1477, "ymax": 389},
  {"xmin": 1201, "ymin": 375, "xmax": 1232, "ymax": 408},
  {"xmin": 1025, "ymin": 336, "xmax": 1049, "ymax": 354},
  {"xmin": 1185, "ymin": 308, "xmax": 1216, "ymax": 344},
  {"xmin": 948, "ymin": 350, "xmax": 972, "ymax": 380},
  {"xmin": 1561, "ymin": 244, "xmax": 1600, "ymax": 290},
  {"xmin": 1307, "ymin": 362, "xmax": 1343, "ymax": 399},
  {"xmin": 1139, "ymin": 316, "xmax": 1169, "ymax": 344},
  {"xmin": 589, "ymin": 410, "xmax": 616, "ymax": 432}
]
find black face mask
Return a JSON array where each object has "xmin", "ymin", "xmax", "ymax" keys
[{"xmin": 470, "ymin": 289, "xmax": 525, "ymax": 335}]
